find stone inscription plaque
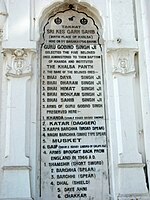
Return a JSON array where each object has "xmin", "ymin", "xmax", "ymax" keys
[{"xmin": 40, "ymin": 6, "xmax": 109, "ymax": 200}]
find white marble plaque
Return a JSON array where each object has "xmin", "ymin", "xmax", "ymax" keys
[{"xmin": 40, "ymin": 5, "xmax": 109, "ymax": 200}]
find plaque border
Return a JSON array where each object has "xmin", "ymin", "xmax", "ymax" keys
[{"xmin": 39, "ymin": 4, "xmax": 110, "ymax": 199}]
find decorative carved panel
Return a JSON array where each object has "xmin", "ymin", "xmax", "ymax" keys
[
  {"xmin": 4, "ymin": 49, "xmax": 35, "ymax": 78},
  {"xmin": 108, "ymin": 49, "xmax": 137, "ymax": 75}
]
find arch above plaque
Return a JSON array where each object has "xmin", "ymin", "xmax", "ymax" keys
[
  {"xmin": 39, "ymin": 0, "xmax": 103, "ymax": 43},
  {"xmin": 39, "ymin": 1, "xmax": 109, "ymax": 200}
]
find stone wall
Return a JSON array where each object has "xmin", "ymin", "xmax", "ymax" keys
[{"xmin": 0, "ymin": 0, "xmax": 149, "ymax": 199}]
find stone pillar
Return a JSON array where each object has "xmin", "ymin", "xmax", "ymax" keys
[
  {"xmin": 109, "ymin": 48, "xmax": 148, "ymax": 199},
  {"xmin": 0, "ymin": 49, "xmax": 35, "ymax": 199},
  {"xmin": 136, "ymin": 0, "xmax": 150, "ymax": 191}
]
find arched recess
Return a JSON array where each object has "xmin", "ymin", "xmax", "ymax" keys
[
  {"xmin": 36, "ymin": 1, "xmax": 110, "ymax": 199},
  {"xmin": 38, "ymin": 0, "xmax": 104, "ymax": 37}
]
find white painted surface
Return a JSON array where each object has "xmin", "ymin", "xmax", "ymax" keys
[{"xmin": 0, "ymin": 0, "xmax": 149, "ymax": 199}]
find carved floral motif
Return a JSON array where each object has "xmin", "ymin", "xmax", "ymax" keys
[
  {"xmin": 109, "ymin": 49, "xmax": 137, "ymax": 75},
  {"xmin": 4, "ymin": 49, "xmax": 36, "ymax": 78}
]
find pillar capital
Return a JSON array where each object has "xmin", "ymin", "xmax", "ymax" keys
[
  {"xmin": 108, "ymin": 48, "xmax": 138, "ymax": 75},
  {"xmin": 3, "ymin": 49, "xmax": 36, "ymax": 78}
]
